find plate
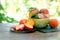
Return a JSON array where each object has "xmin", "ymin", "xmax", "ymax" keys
[
  {"xmin": 10, "ymin": 24, "xmax": 59, "ymax": 33},
  {"xmin": 38, "ymin": 24, "xmax": 59, "ymax": 33},
  {"xmin": 10, "ymin": 27, "xmax": 37, "ymax": 33}
]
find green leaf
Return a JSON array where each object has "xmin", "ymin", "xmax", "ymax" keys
[
  {"xmin": 0, "ymin": 4, "xmax": 4, "ymax": 10},
  {"xmin": 28, "ymin": 7, "xmax": 36, "ymax": 12},
  {"xmin": 31, "ymin": 14, "xmax": 39, "ymax": 19}
]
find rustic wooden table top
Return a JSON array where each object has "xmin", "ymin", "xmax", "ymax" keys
[{"xmin": 0, "ymin": 23, "xmax": 60, "ymax": 40}]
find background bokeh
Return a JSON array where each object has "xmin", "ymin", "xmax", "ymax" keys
[{"xmin": 0, "ymin": 0, "xmax": 60, "ymax": 23}]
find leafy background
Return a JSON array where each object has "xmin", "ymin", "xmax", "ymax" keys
[{"xmin": 0, "ymin": 0, "xmax": 60, "ymax": 23}]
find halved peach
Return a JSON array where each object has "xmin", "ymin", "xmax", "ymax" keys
[
  {"xmin": 13, "ymin": 24, "xmax": 24, "ymax": 31},
  {"xmin": 24, "ymin": 25, "xmax": 33, "ymax": 31},
  {"xmin": 24, "ymin": 19, "xmax": 34, "ymax": 31}
]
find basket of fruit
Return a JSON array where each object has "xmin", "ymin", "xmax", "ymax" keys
[
  {"xmin": 33, "ymin": 18, "xmax": 49, "ymax": 28},
  {"xmin": 29, "ymin": 7, "xmax": 50, "ymax": 28}
]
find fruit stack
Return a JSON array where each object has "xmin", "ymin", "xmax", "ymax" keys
[
  {"xmin": 10, "ymin": 7, "xmax": 59, "ymax": 33},
  {"xmin": 29, "ymin": 7, "xmax": 50, "ymax": 28}
]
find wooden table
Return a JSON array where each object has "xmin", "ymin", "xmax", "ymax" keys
[{"xmin": 0, "ymin": 23, "xmax": 60, "ymax": 40}]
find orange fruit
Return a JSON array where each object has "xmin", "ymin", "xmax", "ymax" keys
[
  {"xmin": 49, "ymin": 19, "xmax": 59, "ymax": 28},
  {"xmin": 29, "ymin": 9, "xmax": 38, "ymax": 18},
  {"xmin": 24, "ymin": 19, "xmax": 35, "ymax": 31},
  {"xmin": 25, "ymin": 19, "xmax": 35, "ymax": 26}
]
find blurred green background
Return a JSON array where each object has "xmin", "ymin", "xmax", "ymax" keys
[{"xmin": 0, "ymin": 0, "xmax": 60, "ymax": 23}]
